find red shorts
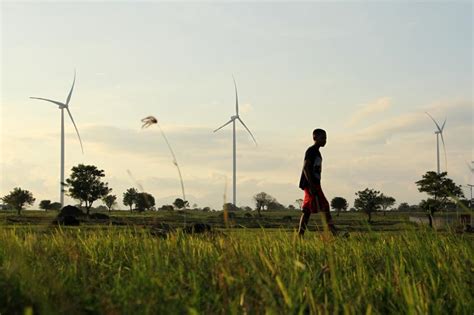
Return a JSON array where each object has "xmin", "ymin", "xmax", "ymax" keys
[{"xmin": 302, "ymin": 186, "xmax": 330, "ymax": 214}]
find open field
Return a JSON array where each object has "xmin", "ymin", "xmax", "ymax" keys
[
  {"xmin": 1, "ymin": 211, "xmax": 473, "ymax": 314},
  {"xmin": 1, "ymin": 209, "xmax": 465, "ymax": 230}
]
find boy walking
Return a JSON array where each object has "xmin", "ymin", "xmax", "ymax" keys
[{"xmin": 298, "ymin": 129, "xmax": 337, "ymax": 236}]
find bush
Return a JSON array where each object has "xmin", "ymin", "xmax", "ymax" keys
[{"xmin": 160, "ymin": 205, "xmax": 174, "ymax": 211}]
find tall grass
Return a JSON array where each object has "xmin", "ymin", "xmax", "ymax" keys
[{"xmin": 0, "ymin": 227, "xmax": 472, "ymax": 314}]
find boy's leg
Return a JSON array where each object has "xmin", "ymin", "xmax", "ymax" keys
[
  {"xmin": 298, "ymin": 209, "xmax": 311, "ymax": 236},
  {"xmin": 315, "ymin": 186, "xmax": 337, "ymax": 235},
  {"xmin": 299, "ymin": 188, "xmax": 314, "ymax": 236}
]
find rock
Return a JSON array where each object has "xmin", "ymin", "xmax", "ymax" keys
[
  {"xmin": 183, "ymin": 223, "xmax": 212, "ymax": 234},
  {"xmin": 148, "ymin": 222, "xmax": 173, "ymax": 238},
  {"xmin": 464, "ymin": 224, "xmax": 474, "ymax": 233},
  {"xmin": 58, "ymin": 205, "xmax": 85, "ymax": 218},
  {"xmin": 111, "ymin": 220, "xmax": 126, "ymax": 226},
  {"xmin": 56, "ymin": 215, "xmax": 80, "ymax": 226},
  {"xmin": 151, "ymin": 222, "xmax": 172, "ymax": 231},
  {"xmin": 149, "ymin": 228, "xmax": 169, "ymax": 238}
]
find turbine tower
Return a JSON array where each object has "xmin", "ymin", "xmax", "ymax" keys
[
  {"xmin": 30, "ymin": 71, "xmax": 84, "ymax": 207},
  {"xmin": 425, "ymin": 112, "xmax": 447, "ymax": 174},
  {"xmin": 214, "ymin": 76, "xmax": 257, "ymax": 207}
]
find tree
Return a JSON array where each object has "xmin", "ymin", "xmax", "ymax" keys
[
  {"xmin": 39, "ymin": 200, "xmax": 52, "ymax": 211},
  {"xmin": 378, "ymin": 194, "xmax": 396, "ymax": 216},
  {"xmin": 65, "ymin": 164, "xmax": 111, "ymax": 216},
  {"xmin": 354, "ymin": 188, "xmax": 382, "ymax": 223},
  {"xmin": 1, "ymin": 187, "xmax": 35, "ymax": 215},
  {"xmin": 398, "ymin": 202, "xmax": 410, "ymax": 212},
  {"xmin": 288, "ymin": 205, "xmax": 296, "ymax": 210},
  {"xmin": 160, "ymin": 205, "xmax": 174, "ymax": 211},
  {"xmin": 123, "ymin": 188, "xmax": 138, "ymax": 212},
  {"xmin": 223, "ymin": 203, "xmax": 239, "ymax": 212},
  {"xmin": 267, "ymin": 198, "xmax": 285, "ymax": 210},
  {"xmin": 49, "ymin": 202, "xmax": 62, "ymax": 211},
  {"xmin": 330, "ymin": 197, "xmax": 348, "ymax": 216},
  {"xmin": 295, "ymin": 199, "xmax": 303, "ymax": 210},
  {"xmin": 95, "ymin": 205, "xmax": 108, "ymax": 212},
  {"xmin": 102, "ymin": 194, "xmax": 117, "ymax": 212},
  {"xmin": 135, "ymin": 192, "xmax": 155, "ymax": 211},
  {"xmin": 415, "ymin": 171, "xmax": 464, "ymax": 227},
  {"xmin": 253, "ymin": 192, "xmax": 275, "ymax": 217},
  {"xmin": 173, "ymin": 198, "xmax": 189, "ymax": 210}
]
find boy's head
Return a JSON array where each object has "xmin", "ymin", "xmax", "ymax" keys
[{"xmin": 313, "ymin": 129, "xmax": 327, "ymax": 147}]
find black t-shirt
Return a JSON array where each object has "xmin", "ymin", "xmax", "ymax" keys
[{"xmin": 299, "ymin": 145, "xmax": 322, "ymax": 189}]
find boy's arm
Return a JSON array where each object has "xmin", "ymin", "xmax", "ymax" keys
[{"xmin": 303, "ymin": 159, "xmax": 318, "ymax": 195}]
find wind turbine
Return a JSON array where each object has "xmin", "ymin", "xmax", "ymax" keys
[
  {"xmin": 30, "ymin": 71, "xmax": 84, "ymax": 207},
  {"xmin": 214, "ymin": 76, "xmax": 257, "ymax": 207},
  {"xmin": 425, "ymin": 112, "xmax": 447, "ymax": 174},
  {"xmin": 467, "ymin": 161, "xmax": 474, "ymax": 208}
]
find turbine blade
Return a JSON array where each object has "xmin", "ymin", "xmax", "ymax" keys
[
  {"xmin": 214, "ymin": 119, "xmax": 233, "ymax": 132},
  {"xmin": 425, "ymin": 112, "xmax": 442, "ymax": 132},
  {"xmin": 439, "ymin": 131, "xmax": 447, "ymax": 172},
  {"xmin": 30, "ymin": 97, "xmax": 65, "ymax": 107},
  {"xmin": 466, "ymin": 162, "xmax": 474, "ymax": 172},
  {"xmin": 237, "ymin": 117, "xmax": 257, "ymax": 145},
  {"xmin": 66, "ymin": 70, "xmax": 76, "ymax": 106},
  {"xmin": 440, "ymin": 117, "xmax": 446, "ymax": 131},
  {"xmin": 66, "ymin": 108, "xmax": 84, "ymax": 154},
  {"xmin": 232, "ymin": 75, "xmax": 239, "ymax": 116}
]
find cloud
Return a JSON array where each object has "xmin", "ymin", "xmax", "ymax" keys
[
  {"xmin": 2, "ymin": 99, "xmax": 471, "ymax": 211},
  {"xmin": 347, "ymin": 97, "xmax": 392, "ymax": 127},
  {"xmin": 240, "ymin": 103, "xmax": 253, "ymax": 114},
  {"xmin": 342, "ymin": 99, "xmax": 472, "ymax": 145}
]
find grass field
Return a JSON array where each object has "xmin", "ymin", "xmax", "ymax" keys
[{"xmin": 0, "ymin": 210, "xmax": 473, "ymax": 314}]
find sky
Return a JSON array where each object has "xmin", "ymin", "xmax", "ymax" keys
[{"xmin": 1, "ymin": 1, "xmax": 472, "ymax": 210}]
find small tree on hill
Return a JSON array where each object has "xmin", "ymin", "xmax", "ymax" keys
[
  {"xmin": 102, "ymin": 194, "xmax": 117, "ymax": 212},
  {"xmin": 378, "ymin": 194, "xmax": 396, "ymax": 216},
  {"xmin": 398, "ymin": 202, "xmax": 410, "ymax": 212},
  {"xmin": 65, "ymin": 164, "xmax": 111, "ymax": 216},
  {"xmin": 223, "ymin": 203, "xmax": 238, "ymax": 212},
  {"xmin": 267, "ymin": 200, "xmax": 285, "ymax": 211},
  {"xmin": 135, "ymin": 192, "xmax": 155, "ymax": 211},
  {"xmin": 295, "ymin": 199, "xmax": 303, "ymax": 210},
  {"xmin": 354, "ymin": 188, "xmax": 382, "ymax": 223},
  {"xmin": 39, "ymin": 200, "xmax": 52, "ymax": 211},
  {"xmin": 173, "ymin": 198, "xmax": 189, "ymax": 210},
  {"xmin": 253, "ymin": 192, "xmax": 275, "ymax": 217},
  {"xmin": 415, "ymin": 171, "xmax": 464, "ymax": 227},
  {"xmin": 160, "ymin": 205, "xmax": 174, "ymax": 211},
  {"xmin": 49, "ymin": 202, "xmax": 62, "ymax": 211},
  {"xmin": 331, "ymin": 197, "xmax": 348, "ymax": 216},
  {"xmin": 123, "ymin": 188, "xmax": 138, "ymax": 212},
  {"xmin": 1, "ymin": 187, "xmax": 35, "ymax": 215}
]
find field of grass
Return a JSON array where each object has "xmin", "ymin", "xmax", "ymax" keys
[{"xmin": 0, "ymin": 210, "xmax": 473, "ymax": 314}]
